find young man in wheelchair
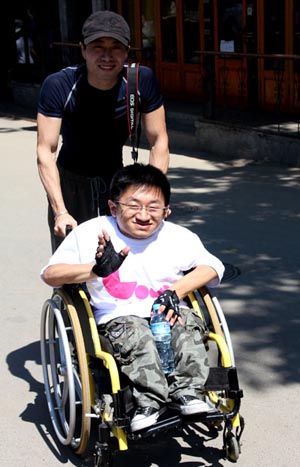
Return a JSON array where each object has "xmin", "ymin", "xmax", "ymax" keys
[{"xmin": 42, "ymin": 163, "xmax": 224, "ymax": 433}]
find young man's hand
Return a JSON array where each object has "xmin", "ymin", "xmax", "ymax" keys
[
  {"xmin": 153, "ymin": 289, "xmax": 183, "ymax": 326},
  {"xmin": 92, "ymin": 230, "xmax": 130, "ymax": 277}
]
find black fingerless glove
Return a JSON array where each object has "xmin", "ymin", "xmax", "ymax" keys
[
  {"xmin": 92, "ymin": 239, "xmax": 126, "ymax": 277},
  {"xmin": 153, "ymin": 289, "xmax": 181, "ymax": 317}
]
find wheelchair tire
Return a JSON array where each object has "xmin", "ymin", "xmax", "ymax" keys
[
  {"xmin": 225, "ymin": 433, "xmax": 240, "ymax": 463},
  {"xmin": 40, "ymin": 289, "xmax": 91, "ymax": 454}
]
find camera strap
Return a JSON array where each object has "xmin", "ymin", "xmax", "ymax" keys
[{"xmin": 126, "ymin": 62, "xmax": 141, "ymax": 163}]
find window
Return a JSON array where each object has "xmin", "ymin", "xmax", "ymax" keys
[
  {"xmin": 203, "ymin": 0, "xmax": 214, "ymax": 51},
  {"xmin": 161, "ymin": 1, "xmax": 177, "ymax": 62},
  {"xmin": 294, "ymin": 0, "xmax": 300, "ymax": 72},
  {"xmin": 122, "ymin": 0, "xmax": 136, "ymax": 45},
  {"xmin": 264, "ymin": 0, "xmax": 285, "ymax": 70},
  {"xmin": 294, "ymin": 0, "xmax": 300, "ymax": 55},
  {"xmin": 141, "ymin": 0, "xmax": 155, "ymax": 59},
  {"xmin": 183, "ymin": 0, "xmax": 200, "ymax": 63},
  {"xmin": 264, "ymin": 0, "xmax": 284, "ymax": 54},
  {"xmin": 218, "ymin": 1, "xmax": 243, "ymax": 53}
]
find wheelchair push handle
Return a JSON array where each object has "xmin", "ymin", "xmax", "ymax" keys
[{"xmin": 66, "ymin": 225, "xmax": 72, "ymax": 236}]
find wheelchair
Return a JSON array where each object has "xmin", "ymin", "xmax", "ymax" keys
[{"xmin": 40, "ymin": 284, "xmax": 245, "ymax": 466}]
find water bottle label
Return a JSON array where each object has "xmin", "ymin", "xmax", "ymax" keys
[{"xmin": 151, "ymin": 322, "xmax": 171, "ymax": 336}]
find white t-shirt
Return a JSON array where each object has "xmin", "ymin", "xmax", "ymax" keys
[{"xmin": 43, "ymin": 216, "xmax": 224, "ymax": 324}]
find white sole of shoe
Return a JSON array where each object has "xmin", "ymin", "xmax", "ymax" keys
[
  {"xmin": 170, "ymin": 400, "xmax": 210, "ymax": 416},
  {"xmin": 131, "ymin": 407, "xmax": 167, "ymax": 432}
]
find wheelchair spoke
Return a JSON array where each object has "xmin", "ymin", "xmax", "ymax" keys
[{"xmin": 41, "ymin": 289, "xmax": 91, "ymax": 455}]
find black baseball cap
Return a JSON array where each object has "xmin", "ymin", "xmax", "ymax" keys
[{"xmin": 82, "ymin": 11, "xmax": 131, "ymax": 47}]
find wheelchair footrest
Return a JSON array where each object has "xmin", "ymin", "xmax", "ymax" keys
[
  {"xmin": 130, "ymin": 414, "xmax": 183, "ymax": 439},
  {"xmin": 129, "ymin": 408, "xmax": 226, "ymax": 440},
  {"xmin": 204, "ymin": 366, "xmax": 241, "ymax": 392}
]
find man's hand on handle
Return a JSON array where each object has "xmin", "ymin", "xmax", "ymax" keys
[{"xmin": 54, "ymin": 211, "xmax": 77, "ymax": 238}]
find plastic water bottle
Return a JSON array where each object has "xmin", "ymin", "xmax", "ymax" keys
[{"xmin": 150, "ymin": 304, "xmax": 175, "ymax": 374}]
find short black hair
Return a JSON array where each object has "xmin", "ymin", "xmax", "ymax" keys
[{"xmin": 109, "ymin": 164, "xmax": 171, "ymax": 205}]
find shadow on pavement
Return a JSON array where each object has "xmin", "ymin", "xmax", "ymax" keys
[
  {"xmin": 6, "ymin": 341, "xmax": 86, "ymax": 466},
  {"xmin": 3, "ymin": 110, "xmax": 299, "ymax": 464},
  {"xmin": 168, "ymin": 161, "xmax": 300, "ymax": 389},
  {"xmin": 6, "ymin": 341, "xmax": 227, "ymax": 467}
]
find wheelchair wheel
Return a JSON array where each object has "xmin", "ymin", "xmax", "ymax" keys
[
  {"xmin": 224, "ymin": 432, "xmax": 240, "ymax": 462},
  {"xmin": 40, "ymin": 289, "xmax": 91, "ymax": 454}
]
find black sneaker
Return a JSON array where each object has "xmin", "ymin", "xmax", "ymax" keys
[
  {"xmin": 131, "ymin": 406, "xmax": 166, "ymax": 432},
  {"xmin": 170, "ymin": 395, "xmax": 210, "ymax": 415}
]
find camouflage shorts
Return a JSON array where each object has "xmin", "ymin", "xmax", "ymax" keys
[{"xmin": 99, "ymin": 308, "xmax": 209, "ymax": 408}]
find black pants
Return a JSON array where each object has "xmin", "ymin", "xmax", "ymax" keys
[{"xmin": 48, "ymin": 164, "xmax": 112, "ymax": 252}]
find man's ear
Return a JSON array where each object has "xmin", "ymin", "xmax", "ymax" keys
[
  {"xmin": 164, "ymin": 207, "xmax": 172, "ymax": 219},
  {"xmin": 80, "ymin": 42, "xmax": 86, "ymax": 59},
  {"xmin": 108, "ymin": 200, "xmax": 117, "ymax": 217}
]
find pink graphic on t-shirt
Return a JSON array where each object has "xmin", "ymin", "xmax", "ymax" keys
[
  {"xmin": 102, "ymin": 271, "xmax": 136, "ymax": 299},
  {"xmin": 135, "ymin": 285, "xmax": 149, "ymax": 299},
  {"xmin": 103, "ymin": 271, "xmax": 169, "ymax": 299}
]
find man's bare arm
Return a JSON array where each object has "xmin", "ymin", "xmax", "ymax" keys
[
  {"xmin": 142, "ymin": 106, "xmax": 169, "ymax": 174},
  {"xmin": 36, "ymin": 113, "xmax": 77, "ymax": 236}
]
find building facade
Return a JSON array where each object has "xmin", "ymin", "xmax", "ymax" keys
[{"xmin": 4, "ymin": 0, "xmax": 300, "ymax": 115}]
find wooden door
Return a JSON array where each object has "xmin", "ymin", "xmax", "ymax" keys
[
  {"xmin": 256, "ymin": 0, "xmax": 300, "ymax": 113},
  {"xmin": 214, "ymin": 0, "xmax": 250, "ymax": 109},
  {"xmin": 155, "ymin": 0, "xmax": 211, "ymax": 102},
  {"xmin": 293, "ymin": 0, "xmax": 300, "ymax": 114},
  {"xmin": 257, "ymin": 0, "xmax": 288, "ymax": 111}
]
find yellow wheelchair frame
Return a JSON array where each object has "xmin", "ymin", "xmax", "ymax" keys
[{"xmin": 40, "ymin": 285, "xmax": 244, "ymax": 466}]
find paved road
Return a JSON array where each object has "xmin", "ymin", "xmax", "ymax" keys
[{"xmin": 0, "ymin": 115, "xmax": 299, "ymax": 467}]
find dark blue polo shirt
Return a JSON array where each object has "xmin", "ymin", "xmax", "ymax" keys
[{"xmin": 38, "ymin": 63, "xmax": 163, "ymax": 178}]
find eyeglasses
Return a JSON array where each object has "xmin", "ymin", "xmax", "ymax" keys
[{"xmin": 115, "ymin": 201, "xmax": 168, "ymax": 215}]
